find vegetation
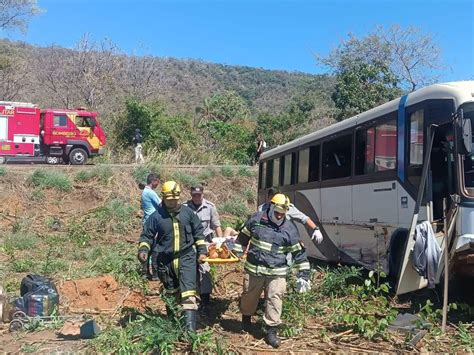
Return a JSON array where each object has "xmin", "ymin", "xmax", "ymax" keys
[{"xmin": 30, "ymin": 169, "xmax": 72, "ymax": 191}]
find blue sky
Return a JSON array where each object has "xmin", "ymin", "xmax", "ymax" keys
[{"xmin": 6, "ymin": 0, "xmax": 474, "ymax": 81}]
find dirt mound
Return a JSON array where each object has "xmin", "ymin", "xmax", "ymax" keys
[{"xmin": 58, "ymin": 275, "xmax": 146, "ymax": 312}]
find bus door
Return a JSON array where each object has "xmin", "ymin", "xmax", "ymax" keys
[{"xmin": 396, "ymin": 118, "xmax": 462, "ymax": 295}]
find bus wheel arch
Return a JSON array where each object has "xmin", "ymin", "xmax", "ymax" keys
[{"xmin": 388, "ymin": 228, "xmax": 409, "ymax": 280}]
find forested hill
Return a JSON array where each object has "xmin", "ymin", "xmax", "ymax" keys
[{"xmin": 0, "ymin": 39, "xmax": 335, "ymax": 117}]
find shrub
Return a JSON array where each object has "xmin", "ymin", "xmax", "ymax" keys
[
  {"xmin": 330, "ymin": 271, "xmax": 397, "ymax": 340},
  {"xmin": 3, "ymin": 232, "xmax": 39, "ymax": 251},
  {"xmin": 75, "ymin": 166, "xmax": 113, "ymax": 184},
  {"xmin": 174, "ymin": 171, "xmax": 200, "ymax": 188},
  {"xmin": 220, "ymin": 165, "xmax": 234, "ymax": 178},
  {"xmin": 237, "ymin": 166, "xmax": 253, "ymax": 177},
  {"xmin": 31, "ymin": 170, "xmax": 72, "ymax": 191},
  {"xmin": 0, "ymin": 167, "xmax": 6, "ymax": 176},
  {"xmin": 318, "ymin": 265, "xmax": 363, "ymax": 297},
  {"xmin": 220, "ymin": 199, "xmax": 250, "ymax": 217}
]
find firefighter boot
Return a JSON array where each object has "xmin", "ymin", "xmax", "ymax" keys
[
  {"xmin": 183, "ymin": 310, "xmax": 197, "ymax": 332},
  {"xmin": 265, "ymin": 326, "xmax": 281, "ymax": 348},
  {"xmin": 140, "ymin": 261, "xmax": 149, "ymax": 280},
  {"xmin": 200, "ymin": 293, "xmax": 211, "ymax": 314},
  {"xmin": 241, "ymin": 315, "xmax": 252, "ymax": 333}
]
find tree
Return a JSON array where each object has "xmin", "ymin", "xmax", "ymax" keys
[
  {"xmin": 379, "ymin": 25, "xmax": 443, "ymax": 91},
  {"xmin": 0, "ymin": 0, "xmax": 42, "ymax": 33},
  {"xmin": 196, "ymin": 90, "xmax": 250, "ymax": 123},
  {"xmin": 0, "ymin": 42, "xmax": 30, "ymax": 100},
  {"xmin": 318, "ymin": 25, "xmax": 442, "ymax": 119}
]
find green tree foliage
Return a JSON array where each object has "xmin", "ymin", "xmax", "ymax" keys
[
  {"xmin": 196, "ymin": 90, "xmax": 250, "ymax": 123},
  {"xmin": 113, "ymin": 99, "xmax": 196, "ymax": 153},
  {"xmin": 332, "ymin": 61, "xmax": 400, "ymax": 120},
  {"xmin": 320, "ymin": 33, "xmax": 401, "ymax": 120},
  {"xmin": 319, "ymin": 25, "xmax": 441, "ymax": 120}
]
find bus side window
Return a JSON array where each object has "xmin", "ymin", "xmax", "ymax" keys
[
  {"xmin": 407, "ymin": 109, "xmax": 424, "ymax": 188},
  {"xmin": 298, "ymin": 148, "xmax": 309, "ymax": 183},
  {"xmin": 308, "ymin": 145, "xmax": 320, "ymax": 182},
  {"xmin": 355, "ymin": 127, "xmax": 375, "ymax": 175},
  {"xmin": 322, "ymin": 134, "xmax": 352, "ymax": 180}
]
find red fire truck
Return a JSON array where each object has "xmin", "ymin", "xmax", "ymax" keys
[{"xmin": 0, "ymin": 101, "xmax": 106, "ymax": 165}]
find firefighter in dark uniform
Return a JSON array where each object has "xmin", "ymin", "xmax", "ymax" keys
[
  {"xmin": 137, "ymin": 181, "xmax": 207, "ymax": 331},
  {"xmin": 232, "ymin": 194, "xmax": 311, "ymax": 348}
]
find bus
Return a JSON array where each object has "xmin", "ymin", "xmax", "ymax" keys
[{"xmin": 258, "ymin": 81, "xmax": 474, "ymax": 295}]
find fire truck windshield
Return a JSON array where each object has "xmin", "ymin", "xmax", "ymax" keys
[{"xmin": 76, "ymin": 116, "xmax": 95, "ymax": 128}]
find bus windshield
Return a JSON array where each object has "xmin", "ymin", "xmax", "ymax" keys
[{"xmin": 462, "ymin": 103, "xmax": 474, "ymax": 189}]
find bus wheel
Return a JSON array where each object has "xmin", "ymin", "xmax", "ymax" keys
[
  {"xmin": 388, "ymin": 230, "xmax": 408, "ymax": 282},
  {"xmin": 69, "ymin": 148, "xmax": 88, "ymax": 165},
  {"xmin": 46, "ymin": 156, "xmax": 60, "ymax": 165}
]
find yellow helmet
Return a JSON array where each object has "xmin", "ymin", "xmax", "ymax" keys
[
  {"xmin": 270, "ymin": 193, "xmax": 290, "ymax": 213},
  {"xmin": 161, "ymin": 180, "xmax": 181, "ymax": 200}
]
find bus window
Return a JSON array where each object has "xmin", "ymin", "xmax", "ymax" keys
[
  {"xmin": 283, "ymin": 154, "xmax": 292, "ymax": 185},
  {"xmin": 265, "ymin": 160, "xmax": 273, "ymax": 188},
  {"xmin": 408, "ymin": 110, "xmax": 424, "ymax": 187},
  {"xmin": 355, "ymin": 127, "xmax": 375, "ymax": 175},
  {"xmin": 309, "ymin": 145, "xmax": 320, "ymax": 182},
  {"xmin": 259, "ymin": 162, "xmax": 265, "ymax": 189},
  {"xmin": 322, "ymin": 134, "xmax": 352, "ymax": 180},
  {"xmin": 375, "ymin": 120, "xmax": 397, "ymax": 171},
  {"xmin": 298, "ymin": 148, "xmax": 309, "ymax": 183},
  {"xmin": 273, "ymin": 158, "xmax": 280, "ymax": 187}
]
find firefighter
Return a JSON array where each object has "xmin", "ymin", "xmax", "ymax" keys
[
  {"xmin": 137, "ymin": 181, "xmax": 207, "ymax": 331},
  {"xmin": 184, "ymin": 184, "xmax": 223, "ymax": 313},
  {"xmin": 258, "ymin": 188, "xmax": 323, "ymax": 244},
  {"xmin": 233, "ymin": 194, "xmax": 311, "ymax": 348}
]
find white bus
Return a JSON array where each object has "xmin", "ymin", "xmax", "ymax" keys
[{"xmin": 258, "ymin": 81, "xmax": 474, "ymax": 295}]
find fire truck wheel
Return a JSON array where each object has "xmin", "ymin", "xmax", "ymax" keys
[
  {"xmin": 69, "ymin": 148, "xmax": 88, "ymax": 165},
  {"xmin": 46, "ymin": 156, "xmax": 60, "ymax": 165}
]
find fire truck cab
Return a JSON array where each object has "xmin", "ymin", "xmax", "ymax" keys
[{"xmin": 0, "ymin": 101, "xmax": 106, "ymax": 165}]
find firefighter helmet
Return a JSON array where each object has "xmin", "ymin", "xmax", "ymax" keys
[
  {"xmin": 270, "ymin": 193, "xmax": 290, "ymax": 213},
  {"xmin": 161, "ymin": 180, "xmax": 181, "ymax": 200}
]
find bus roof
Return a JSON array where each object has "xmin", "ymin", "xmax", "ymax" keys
[{"xmin": 262, "ymin": 81, "xmax": 474, "ymax": 160}]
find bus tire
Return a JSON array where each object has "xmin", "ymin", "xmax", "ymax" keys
[
  {"xmin": 69, "ymin": 148, "xmax": 88, "ymax": 165},
  {"xmin": 388, "ymin": 229, "xmax": 408, "ymax": 281}
]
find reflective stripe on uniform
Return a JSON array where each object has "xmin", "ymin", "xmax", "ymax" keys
[
  {"xmin": 241, "ymin": 227, "xmax": 251, "ymax": 237},
  {"xmin": 286, "ymin": 243, "xmax": 302, "ymax": 253},
  {"xmin": 244, "ymin": 261, "xmax": 288, "ymax": 276},
  {"xmin": 139, "ymin": 242, "xmax": 150, "ymax": 250},
  {"xmin": 250, "ymin": 237, "xmax": 286, "ymax": 254},
  {"xmin": 195, "ymin": 239, "xmax": 205, "ymax": 246},
  {"xmin": 233, "ymin": 244, "xmax": 244, "ymax": 253},
  {"xmin": 172, "ymin": 217, "xmax": 180, "ymax": 272},
  {"xmin": 295, "ymin": 261, "xmax": 310, "ymax": 271},
  {"xmin": 164, "ymin": 288, "xmax": 180, "ymax": 294},
  {"xmin": 181, "ymin": 290, "xmax": 197, "ymax": 298}
]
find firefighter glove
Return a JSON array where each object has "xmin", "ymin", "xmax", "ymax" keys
[
  {"xmin": 296, "ymin": 278, "xmax": 311, "ymax": 293},
  {"xmin": 311, "ymin": 229, "xmax": 323, "ymax": 244},
  {"xmin": 137, "ymin": 246, "xmax": 149, "ymax": 263}
]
